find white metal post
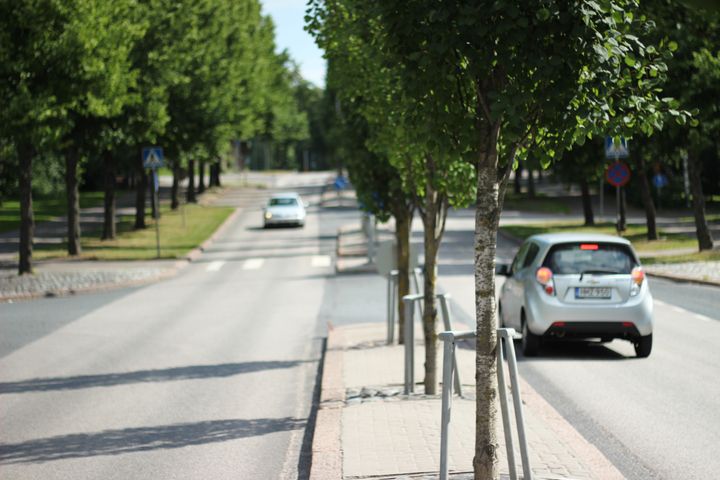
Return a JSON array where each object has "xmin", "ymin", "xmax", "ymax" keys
[{"xmin": 439, "ymin": 335, "xmax": 454, "ymax": 480}]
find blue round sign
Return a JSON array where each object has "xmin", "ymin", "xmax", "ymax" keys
[{"xmin": 606, "ymin": 161, "xmax": 631, "ymax": 187}]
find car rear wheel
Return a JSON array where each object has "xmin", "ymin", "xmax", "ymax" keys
[
  {"xmin": 634, "ymin": 334, "xmax": 652, "ymax": 358},
  {"xmin": 521, "ymin": 312, "xmax": 540, "ymax": 357}
]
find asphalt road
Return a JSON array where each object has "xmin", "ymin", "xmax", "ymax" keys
[
  {"xmin": 0, "ymin": 179, "xmax": 351, "ymax": 480},
  {"xmin": 437, "ymin": 208, "xmax": 720, "ymax": 480}
]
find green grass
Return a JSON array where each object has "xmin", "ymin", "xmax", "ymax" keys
[
  {"xmin": 0, "ymin": 191, "xmax": 105, "ymax": 233},
  {"xmin": 34, "ymin": 204, "xmax": 234, "ymax": 261},
  {"xmin": 502, "ymin": 192, "xmax": 571, "ymax": 214},
  {"xmin": 501, "ymin": 221, "xmax": 703, "ymax": 253},
  {"xmin": 641, "ymin": 250, "xmax": 720, "ymax": 265}
]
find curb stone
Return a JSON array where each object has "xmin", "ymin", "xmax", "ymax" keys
[
  {"xmin": 0, "ymin": 206, "xmax": 242, "ymax": 303},
  {"xmin": 310, "ymin": 323, "xmax": 345, "ymax": 480},
  {"xmin": 646, "ymin": 271, "xmax": 720, "ymax": 288}
]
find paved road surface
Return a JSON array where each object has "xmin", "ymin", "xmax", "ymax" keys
[
  {"xmin": 437, "ymin": 208, "xmax": 720, "ymax": 480},
  {"xmin": 0, "ymin": 180, "xmax": 355, "ymax": 479}
]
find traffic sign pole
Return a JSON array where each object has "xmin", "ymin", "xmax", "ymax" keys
[{"xmin": 154, "ymin": 168, "xmax": 160, "ymax": 258}]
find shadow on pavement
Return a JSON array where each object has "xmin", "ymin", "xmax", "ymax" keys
[
  {"xmin": 517, "ymin": 340, "xmax": 630, "ymax": 361},
  {"xmin": 0, "ymin": 360, "xmax": 307, "ymax": 394},
  {"xmin": 0, "ymin": 417, "xmax": 306, "ymax": 464}
]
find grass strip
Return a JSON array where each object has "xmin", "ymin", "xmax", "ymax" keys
[
  {"xmin": 501, "ymin": 221, "xmax": 716, "ymax": 264},
  {"xmin": 0, "ymin": 192, "xmax": 105, "ymax": 234},
  {"xmin": 34, "ymin": 203, "xmax": 234, "ymax": 261}
]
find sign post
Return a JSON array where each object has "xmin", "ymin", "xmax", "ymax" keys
[
  {"xmin": 142, "ymin": 147, "xmax": 164, "ymax": 258},
  {"xmin": 605, "ymin": 137, "xmax": 630, "ymax": 233}
]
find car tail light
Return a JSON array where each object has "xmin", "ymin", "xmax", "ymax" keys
[
  {"xmin": 630, "ymin": 266, "xmax": 644, "ymax": 296},
  {"xmin": 580, "ymin": 244, "xmax": 599, "ymax": 250},
  {"xmin": 536, "ymin": 267, "xmax": 555, "ymax": 295}
]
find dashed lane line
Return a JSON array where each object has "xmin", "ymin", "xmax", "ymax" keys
[
  {"xmin": 311, "ymin": 255, "xmax": 332, "ymax": 268},
  {"xmin": 654, "ymin": 299, "xmax": 715, "ymax": 323},
  {"xmin": 206, "ymin": 261, "xmax": 225, "ymax": 272},
  {"xmin": 242, "ymin": 258, "xmax": 264, "ymax": 270}
]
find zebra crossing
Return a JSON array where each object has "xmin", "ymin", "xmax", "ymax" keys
[{"xmin": 204, "ymin": 255, "xmax": 333, "ymax": 272}]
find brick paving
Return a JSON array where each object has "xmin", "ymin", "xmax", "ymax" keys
[{"xmin": 331, "ymin": 323, "xmax": 624, "ymax": 480}]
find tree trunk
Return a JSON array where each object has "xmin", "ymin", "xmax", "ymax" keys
[
  {"xmin": 420, "ymin": 181, "xmax": 443, "ymax": 395},
  {"xmin": 688, "ymin": 154, "xmax": 714, "ymax": 250},
  {"xmin": 394, "ymin": 206, "xmax": 412, "ymax": 345},
  {"xmin": 474, "ymin": 125, "xmax": 501, "ymax": 480},
  {"xmin": 171, "ymin": 164, "xmax": 180, "ymax": 210},
  {"xmin": 527, "ymin": 167, "xmax": 535, "ymax": 198},
  {"xmin": 580, "ymin": 179, "xmax": 595, "ymax": 226},
  {"xmin": 102, "ymin": 150, "xmax": 117, "ymax": 240},
  {"xmin": 65, "ymin": 150, "xmax": 81, "ymax": 255},
  {"xmin": 637, "ymin": 157, "xmax": 658, "ymax": 241},
  {"xmin": 513, "ymin": 163, "xmax": 522, "ymax": 194},
  {"xmin": 134, "ymin": 167, "xmax": 147, "ymax": 230},
  {"xmin": 212, "ymin": 161, "xmax": 222, "ymax": 187},
  {"xmin": 17, "ymin": 142, "xmax": 34, "ymax": 275},
  {"xmin": 187, "ymin": 159, "xmax": 196, "ymax": 203},
  {"xmin": 198, "ymin": 160, "xmax": 206, "ymax": 194}
]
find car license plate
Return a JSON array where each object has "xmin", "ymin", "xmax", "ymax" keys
[{"xmin": 575, "ymin": 287, "xmax": 611, "ymax": 299}]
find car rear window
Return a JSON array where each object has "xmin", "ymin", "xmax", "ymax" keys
[
  {"xmin": 542, "ymin": 242, "xmax": 637, "ymax": 274},
  {"xmin": 269, "ymin": 198, "xmax": 298, "ymax": 206}
]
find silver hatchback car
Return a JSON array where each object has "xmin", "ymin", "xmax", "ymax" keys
[{"xmin": 497, "ymin": 233, "xmax": 653, "ymax": 358}]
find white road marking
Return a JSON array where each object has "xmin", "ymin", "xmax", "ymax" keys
[
  {"xmin": 242, "ymin": 258, "xmax": 264, "ymax": 270},
  {"xmin": 206, "ymin": 261, "xmax": 225, "ymax": 272},
  {"xmin": 655, "ymin": 299, "xmax": 715, "ymax": 323},
  {"xmin": 693, "ymin": 313, "xmax": 712, "ymax": 323},
  {"xmin": 311, "ymin": 255, "xmax": 332, "ymax": 267}
]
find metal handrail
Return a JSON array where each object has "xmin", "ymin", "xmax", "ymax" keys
[
  {"xmin": 387, "ymin": 268, "xmax": 423, "ymax": 345},
  {"xmin": 402, "ymin": 291, "xmax": 459, "ymax": 395},
  {"xmin": 438, "ymin": 328, "xmax": 532, "ymax": 480}
]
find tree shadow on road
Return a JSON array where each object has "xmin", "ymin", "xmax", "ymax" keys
[
  {"xmin": 0, "ymin": 417, "xmax": 306, "ymax": 464},
  {"xmin": 0, "ymin": 360, "xmax": 307, "ymax": 394}
]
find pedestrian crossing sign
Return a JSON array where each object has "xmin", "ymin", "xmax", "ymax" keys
[{"xmin": 142, "ymin": 147, "xmax": 164, "ymax": 169}]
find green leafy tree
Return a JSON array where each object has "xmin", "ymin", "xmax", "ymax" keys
[{"xmin": 313, "ymin": 1, "xmax": 691, "ymax": 477}]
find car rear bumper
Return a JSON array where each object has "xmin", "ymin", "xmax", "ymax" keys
[
  {"xmin": 526, "ymin": 290, "xmax": 653, "ymax": 337},
  {"xmin": 264, "ymin": 217, "xmax": 304, "ymax": 226}
]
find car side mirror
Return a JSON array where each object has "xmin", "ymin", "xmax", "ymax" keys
[{"xmin": 495, "ymin": 263, "xmax": 511, "ymax": 276}]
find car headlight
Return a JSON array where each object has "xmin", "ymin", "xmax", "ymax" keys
[{"xmin": 264, "ymin": 212, "xmax": 272, "ymax": 220}]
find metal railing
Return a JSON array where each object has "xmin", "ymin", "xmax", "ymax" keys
[
  {"xmin": 386, "ymin": 268, "xmax": 424, "ymax": 344},
  {"xmin": 438, "ymin": 328, "xmax": 532, "ymax": 480},
  {"xmin": 402, "ymin": 292, "xmax": 460, "ymax": 395}
]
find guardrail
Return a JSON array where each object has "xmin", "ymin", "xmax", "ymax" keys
[
  {"xmin": 438, "ymin": 328, "xmax": 532, "ymax": 480},
  {"xmin": 402, "ymin": 292, "xmax": 460, "ymax": 395},
  {"xmin": 386, "ymin": 268, "xmax": 424, "ymax": 344}
]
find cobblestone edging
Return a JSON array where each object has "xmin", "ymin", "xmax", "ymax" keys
[
  {"xmin": 0, "ymin": 268, "xmax": 172, "ymax": 301},
  {"xmin": 646, "ymin": 260, "xmax": 720, "ymax": 286}
]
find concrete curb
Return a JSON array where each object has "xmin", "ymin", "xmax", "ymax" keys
[
  {"xmin": 309, "ymin": 323, "xmax": 345, "ymax": 480},
  {"xmin": 0, "ymin": 206, "xmax": 242, "ymax": 303},
  {"xmin": 647, "ymin": 271, "xmax": 720, "ymax": 288}
]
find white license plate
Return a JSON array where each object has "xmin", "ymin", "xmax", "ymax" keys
[{"xmin": 575, "ymin": 287, "xmax": 611, "ymax": 299}]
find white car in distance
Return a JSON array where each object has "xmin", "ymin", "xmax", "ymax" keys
[
  {"xmin": 263, "ymin": 193, "xmax": 307, "ymax": 228},
  {"xmin": 497, "ymin": 233, "xmax": 653, "ymax": 358}
]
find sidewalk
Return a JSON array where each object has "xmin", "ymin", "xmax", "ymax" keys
[{"xmin": 312, "ymin": 321, "xmax": 624, "ymax": 480}]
